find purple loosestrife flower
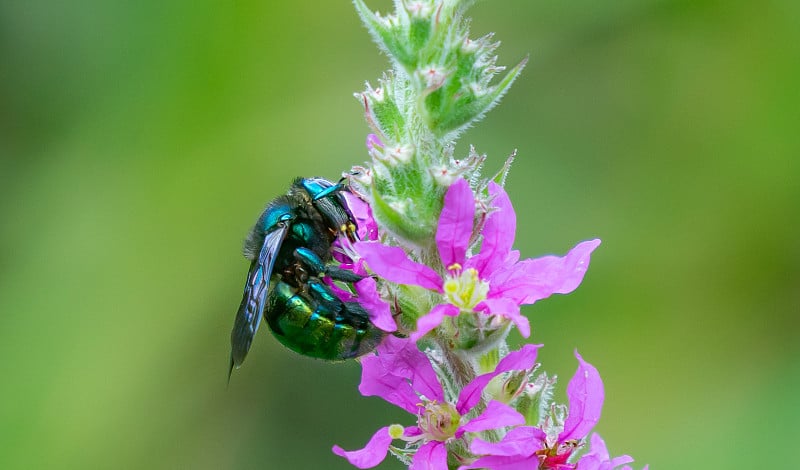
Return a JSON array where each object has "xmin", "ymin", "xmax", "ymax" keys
[
  {"xmin": 355, "ymin": 178, "xmax": 600, "ymax": 341},
  {"xmin": 461, "ymin": 351, "xmax": 604, "ymax": 470},
  {"xmin": 332, "ymin": 337, "xmax": 543, "ymax": 469}
]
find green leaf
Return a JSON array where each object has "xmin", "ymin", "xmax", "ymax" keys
[
  {"xmin": 370, "ymin": 185, "xmax": 436, "ymax": 245},
  {"xmin": 435, "ymin": 56, "xmax": 528, "ymax": 138}
]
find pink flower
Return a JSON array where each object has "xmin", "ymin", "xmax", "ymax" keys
[
  {"xmin": 333, "ymin": 191, "xmax": 379, "ymax": 271},
  {"xmin": 461, "ymin": 351, "xmax": 606, "ymax": 470},
  {"xmin": 344, "ymin": 190, "xmax": 380, "ymax": 244},
  {"xmin": 575, "ymin": 434, "xmax": 645, "ymax": 470},
  {"xmin": 326, "ymin": 189, "xmax": 396, "ymax": 332},
  {"xmin": 332, "ymin": 337, "xmax": 542, "ymax": 469},
  {"xmin": 355, "ymin": 178, "xmax": 600, "ymax": 340}
]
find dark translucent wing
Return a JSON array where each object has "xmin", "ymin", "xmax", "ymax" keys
[{"xmin": 229, "ymin": 225, "xmax": 288, "ymax": 375}]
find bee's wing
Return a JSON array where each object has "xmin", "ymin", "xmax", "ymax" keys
[{"xmin": 229, "ymin": 224, "xmax": 289, "ymax": 375}]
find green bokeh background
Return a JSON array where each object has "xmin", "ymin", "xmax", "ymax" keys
[{"xmin": 1, "ymin": 0, "xmax": 798, "ymax": 468}]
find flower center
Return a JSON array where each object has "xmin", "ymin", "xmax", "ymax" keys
[
  {"xmin": 443, "ymin": 265, "xmax": 489, "ymax": 310},
  {"xmin": 535, "ymin": 440, "xmax": 580, "ymax": 469},
  {"xmin": 418, "ymin": 401, "xmax": 461, "ymax": 442}
]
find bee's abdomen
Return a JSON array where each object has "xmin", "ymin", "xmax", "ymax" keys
[{"xmin": 266, "ymin": 282, "xmax": 384, "ymax": 361}]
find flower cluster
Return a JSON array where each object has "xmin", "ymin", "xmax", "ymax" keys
[
  {"xmin": 326, "ymin": 0, "xmax": 645, "ymax": 469},
  {"xmin": 333, "ymin": 179, "xmax": 644, "ymax": 469},
  {"xmin": 333, "ymin": 338, "xmax": 540, "ymax": 468},
  {"xmin": 355, "ymin": 178, "xmax": 600, "ymax": 345}
]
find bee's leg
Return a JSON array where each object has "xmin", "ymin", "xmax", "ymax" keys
[
  {"xmin": 324, "ymin": 266, "xmax": 364, "ymax": 283},
  {"xmin": 292, "ymin": 247, "xmax": 364, "ymax": 283},
  {"xmin": 293, "ymin": 247, "xmax": 327, "ymax": 274},
  {"xmin": 304, "ymin": 279, "xmax": 372, "ymax": 331},
  {"xmin": 341, "ymin": 301, "xmax": 372, "ymax": 327},
  {"xmin": 305, "ymin": 278, "xmax": 345, "ymax": 313}
]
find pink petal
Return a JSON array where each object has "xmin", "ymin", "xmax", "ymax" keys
[
  {"xmin": 374, "ymin": 333, "xmax": 409, "ymax": 356},
  {"xmin": 404, "ymin": 425, "xmax": 422, "ymax": 438},
  {"xmin": 517, "ymin": 239, "xmax": 601, "ymax": 304},
  {"xmin": 558, "ymin": 350, "xmax": 604, "ymax": 442},
  {"xmin": 410, "ymin": 441, "xmax": 447, "ymax": 470},
  {"xmin": 460, "ymin": 454, "xmax": 539, "ymax": 470},
  {"xmin": 409, "ymin": 303, "xmax": 460, "ymax": 342},
  {"xmin": 610, "ymin": 456, "xmax": 635, "ymax": 468},
  {"xmin": 332, "ymin": 426, "xmax": 393, "ymax": 469},
  {"xmin": 485, "ymin": 261, "xmax": 542, "ymax": 304},
  {"xmin": 583, "ymin": 434, "xmax": 634, "ymax": 469},
  {"xmin": 576, "ymin": 433, "xmax": 610, "ymax": 470},
  {"xmin": 366, "ymin": 133, "xmax": 384, "ymax": 151},
  {"xmin": 576, "ymin": 454, "xmax": 602, "ymax": 470},
  {"xmin": 458, "ymin": 400, "xmax": 524, "ymax": 435},
  {"xmin": 375, "ymin": 336, "xmax": 445, "ymax": 403},
  {"xmin": 470, "ymin": 426, "xmax": 546, "ymax": 457},
  {"xmin": 358, "ymin": 354, "xmax": 421, "ymax": 414},
  {"xmin": 355, "ymin": 277, "xmax": 397, "ymax": 332},
  {"xmin": 467, "ymin": 182, "xmax": 516, "ymax": 275},
  {"xmin": 505, "ymin": 250, "xmax": 520, "ymax": 264},
  {"xmin": 343, "ymin": 191, "xmax": 379, "ymax": 241},
  {"xmin": 476, "ymin": 297, "xmax": 530, "ymax": 338},
  {"xmin": 356, "ymin": 241, "xmax": 442, "ymax": 291},
  {"xmin": 456, "ymin": 344, "xmax": 542, "ymax": 413},
  {"xmin": 436, "ymin": 178, "xmax": 475, "ymax": 268},
  {"xmin": 325, "ymin": 277, "xmax": 355, "ymax": 302}
]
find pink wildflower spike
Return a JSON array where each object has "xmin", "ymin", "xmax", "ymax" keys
[
  {"xmin": 435, "ymin": 178, "xmax": 474, "ymax": 268},
  {"xmin": 558, "ymin": 350, "xmax": 604, "ymax": 442},
  {"xmin": 332, "ymin": 426, "xmax": 393, "ymax": 469}
]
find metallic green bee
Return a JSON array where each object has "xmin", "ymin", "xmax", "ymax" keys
[{"xmin": 229, "ymin": 177, "xmax": 384, "ymax": 377}]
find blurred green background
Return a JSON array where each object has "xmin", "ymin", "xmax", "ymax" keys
[{"xmin": 1, "ymin": 0, "xmax": 798, "ymax": 468}]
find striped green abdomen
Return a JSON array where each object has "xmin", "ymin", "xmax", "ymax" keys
[{"xmin": 266, "ymin": 282, "xmax": 384, "ymax": 360}]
